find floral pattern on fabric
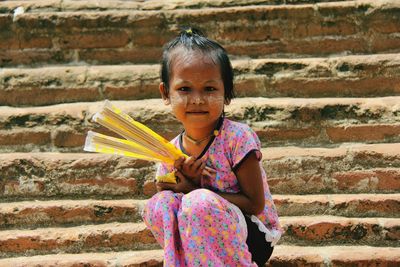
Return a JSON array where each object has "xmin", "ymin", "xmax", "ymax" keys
[{"xmin": 142, "ymin": 119, "xmax": 282, "ymax": 266}]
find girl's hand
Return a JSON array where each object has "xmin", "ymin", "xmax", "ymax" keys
[
  {"xmin": 174, "ymin": 156, "xmax": 206, "ymax": 186},
  {"xmin": 156, "ymin": 170, "xmax": 199, "ymax": 194}
]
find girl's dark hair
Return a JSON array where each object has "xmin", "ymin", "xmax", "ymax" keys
[{"xmin": 161, "ymin": 27, "xmax": 235, "ymax": 102}]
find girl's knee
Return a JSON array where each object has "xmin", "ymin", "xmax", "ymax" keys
[
  {"xmin": 181, "ymin": 189, "xmax": 222, "ymax": 212},
  {"xmin": 142, "ymin": 190, "xmax": 179, "ymax": 220}
]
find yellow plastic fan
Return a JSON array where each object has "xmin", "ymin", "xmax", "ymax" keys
[{"xmin": 84, "ymin": 100, "xmax": 187, "ymax": 183}]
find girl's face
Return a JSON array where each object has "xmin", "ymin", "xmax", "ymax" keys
[{"xmin": 160, "ymin": 49, "xmax": 228, "ymax": 134}]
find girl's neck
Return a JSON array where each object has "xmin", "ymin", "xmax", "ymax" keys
[{"xmin": 181, "ymin": 116, "xmax": 222, "ymax": 157}]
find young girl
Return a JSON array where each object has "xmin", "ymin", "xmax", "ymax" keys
[{"xmin": 142, "ymin": 28, "xmax": 282, "ymax": 267}]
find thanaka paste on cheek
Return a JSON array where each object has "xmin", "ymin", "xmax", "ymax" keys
[{"xmin": 170, "ymin": 93, "xmax": 188, "ymax": 106}]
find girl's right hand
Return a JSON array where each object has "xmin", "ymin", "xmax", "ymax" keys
[{"xmin": 174, "ymin": 156, "xmax": 215, "ymax": 186}]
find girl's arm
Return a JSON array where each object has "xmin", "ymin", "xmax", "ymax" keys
[{"xmin": 217, "ymin": 152, "xmax": 265, "ymax": 215}]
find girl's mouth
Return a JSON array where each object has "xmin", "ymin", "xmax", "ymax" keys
[{"xmin": 186, "ymin": 111, "xmax": 208, "ymax": 114}]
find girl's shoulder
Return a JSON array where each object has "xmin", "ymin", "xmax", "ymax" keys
[{"xmin": 222, "ymin": 119, "xmax": 258, "ymax": 140}]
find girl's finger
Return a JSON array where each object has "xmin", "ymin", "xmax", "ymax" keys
[
  {"xmin": 202, "ymin": 168, "xmax": 217, "ymax": 179},
  {"xmin": 174, "ymin": 157, "xmax": 185, "ymax": 170},
  {"xmin": 205, "ymin": 166, "xmax": 217, "ymax": 173},
  {"xmin": 191, "ymin": 159, "xmax": 204, "ymax": 172},
  {"xmin": 157, "ymin": 182, "xmax": 176, "ymax": 191},
  {"xmin": 185, "ymin": 156, "xmax": 196, "ymax": 166}
]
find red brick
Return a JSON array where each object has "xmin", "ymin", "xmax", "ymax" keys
[
  {"xmin": 78, "ymin": 47, "xmax": 161, "ymax": 64},
  {"xmin": 327, "ymin": 124, "xmax": 400, "ymax": 142},
  {"xmin": 0, "ymin": 199, "xmax": 143, "ymax": 228},
  {"xmin": 0, "ymin": 222, "xmax": 156, "ymax": 256},
  {"xmin": 53, "ymin": 128, "xmax": 86, "ymax": 147},
  {"xmin": 256, "ymin": 127, "xmax": 319, "ymax": 142},
  {"xmin": 0, "ymin": 87, "xmax": 101, "ymax": 106},
  {"xmin": 143, "ymin": 180, "xmax": 157, "ymax": 197},
  {"xmin": 0, "ymin": 129, "xmax": 50, "ymax": 146},
  {"xmin": 0, "ymin": 50, "xmax": 75, "ymax": 67},
  {"xmin": 0, "ymin": 250, "xmax": 164, "ymax": 267},
  {"xmin": 60, "ymin": 177, "xmax": 137, "ymax": 195},
  {"xmin": 333, "ymin": 169, "xmax": 400, "ymax": 192},
  {"xmin": 372, "ymin": 35, "xmax": 400, "ymax": 53},
  {"xmin": 59, "ymin": 30, "xmax": 129, "ymax": 49},
  {"xmin": 281, "ymin": 216, "xmax": 398, "ymax": 246}
]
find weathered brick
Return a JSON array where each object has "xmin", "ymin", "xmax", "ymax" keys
[
  {"xmin": 0, "ymin": 49, "xmax": 75, "ymax": 67},
  {"xmin": 256, "ymin": 127, "xmax": 320, "ymax": 142},
  {"xmin": 78, "ymin": 47, "xmax": 162, "ymax": 65},
  {"xmin": 143, "ymin": 180, "xmax": 157, "ymax": 197},
  {"xmin": 0, "ymin": 129, "xmax": 50, "ymax": 146},
  {"xmin": 0, "ymin": 246, "xmax": 398, "ymax": 267},
  {"xmin": 3, "ymin": 54, "xmax": 400, "ymax": 105},
  {"xmin": 327, "ymin": 124, "xmax": 400, "ymax": 142},
  {"xmin": 0, "ymin": 250, "xmax": 163, "ymax": 267},
  {"xmin": 371, "ymin": 35, "xmax": 400, "ymax": 53},
  {"xmin": 0, "ymin": 199, "xmax": 144, "ymax": 229},
  {"xmin": 52, "ymin": 127, "xmax": 86, "ymax": 147},
  {"xmin": 274, "ymin": 194, "xmax": 400, "ymax": 217},
  {"xmin": 1, "ymin": 1, "xmax": 399, "ymax": 66},
  {"xmin": 281, "ymin": 216, "xmax": 399, "ymax": 246},
  {"xmin": 0, "ymin": 222, "xmax": 157, "ymax": 257},
  {"xmin": 332, "ymin": 169, "xmax": 400, "ymax": 192},
  {"xmin": 268, "ymin": 245, "xmax": 400, "ymax": 267},
  {"xmin": 0, "ymin": 14, "xmax": 12, "ymax": 30},
  {"xmin": 59, "ymin": 30, "xmax": 129, "ymax": 49}
]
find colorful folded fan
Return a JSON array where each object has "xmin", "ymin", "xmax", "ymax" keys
[{"xmin": 84, "ymin": 100, "xmax": 186, "ymax": 184}]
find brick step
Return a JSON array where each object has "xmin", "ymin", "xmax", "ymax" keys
[
  {"xmin": 1, "ymin": 143, "xmax": 399, "ymax": 200},
  {"xmin": 0, "ymin": 199, "xmax": 146, "ymax": 230},
  {"xmin": 0, "ymin": 246, "xmax": 399, "ymax": 267},
  {"xmin": 280, "ymin": 216, "xmax": 399, "ymax": 247},
  {"xmin": 0, "ymin": 97, "xmax": 399, "ymax": 151},
  {"xmin": 1, "ymin": 0, "xmax": 399, "ymax": 67},
  {"xmin": 0, "ymin": 222, "xmax": 157, "ymax": 258},
  {"xmin": 1, "ymin": 194, "xmax": 398, "ymax": 230},
  {"xmin": 0, "ymin": 217, "xmax": 398, "ymax": 258},
  {"xmin": 0, "ymin": 0, "xmax": 355, "ymax": 14},
  {"xmin": 2, "ymin": 53, "xmax": 399, "ymax": 106}
]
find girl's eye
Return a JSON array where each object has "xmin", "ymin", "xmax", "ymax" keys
[
  {"xmin": 178, "ymin": 87, "xmax": 190, "ymax": 92},
  {"xmin": 205, "ymin": 87, "xmax": 216, "ymax": 92}
]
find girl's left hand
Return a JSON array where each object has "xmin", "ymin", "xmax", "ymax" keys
[{"xmin": 156, "ymin": 170, "xmax": 199, "ymax": 194}]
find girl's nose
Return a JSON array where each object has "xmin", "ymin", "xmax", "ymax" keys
[{"xmin": 190, "ymin": 93, "xmax": 205, "ymax": 105}]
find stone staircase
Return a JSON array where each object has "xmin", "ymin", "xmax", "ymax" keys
[{"xmin": 0, "ymin": 0, "xmax": 399, "ymax": 266}]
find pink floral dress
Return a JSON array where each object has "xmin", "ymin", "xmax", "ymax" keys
[{"xmin": 142, "ymin": 118, "xmax": 282, "ymax": 266}]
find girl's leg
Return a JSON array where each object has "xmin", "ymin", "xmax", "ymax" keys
[
  {"xmin": 245, "ymin": 215, "xmax": 274, "ymax": 266},
  {"xmin": 178, "ymin": 189, "xmax": 256, "ymax": 267},
  {"xmin": 142, "ymin": 190, "xmax": 185, "ymax": 266}
]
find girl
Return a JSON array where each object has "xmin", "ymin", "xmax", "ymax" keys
[{"xmin": 142, "ymin": 28, "xmax": 282, "ymax": 266}]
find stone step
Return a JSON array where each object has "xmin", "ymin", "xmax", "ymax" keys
[
  {"xmin": 0, "ymin": 97, "xmax": 399, "ymax": 151},
  {"xmin": 1, "ymin": 143, "xmax": 399, "ymax": 200},
  {"xmin": 1, "ymin": 53, "xmax": 399, "ymax": 106},
  {"xmin": 1, "ymin": 194, "xmax": 398, "ymax": 230},
  {"xmin": 0, "ymin": 0, "xmax": 355, "ymax": 14},
  {"xmin": 0, "ymin": 245, "xmax": 399, "ymax": 267},
  {"xmin": 1, "ymin": 0, "xmax": 399, "ymax": 66},
  {"xmin": 0, "ymin": 217, "xmax": 398, "ymax": 258}
]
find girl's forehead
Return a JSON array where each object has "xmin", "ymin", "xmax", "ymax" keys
[{"xmin": 170, "ymin": 48, "xmax": 218, "ymax": 70}]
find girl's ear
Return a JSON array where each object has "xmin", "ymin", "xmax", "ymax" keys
[{"xmin": 159, "ymin": 82, "xmax": 171, "ymax": 105}]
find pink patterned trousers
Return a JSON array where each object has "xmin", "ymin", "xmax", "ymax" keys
[{"xmin": 142, "ymin": 189, "xmax": 257, "ymax": 266}]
